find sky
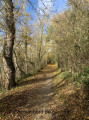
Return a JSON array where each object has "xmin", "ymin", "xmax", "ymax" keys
[
  {"xmin": 27, "ymin": 0, "xmax": 68, "ymax": 23},
  {"xmin": 52, "ymin": 0, "xmax": 68, "ymax": 14},
  {"xmin": 38, "ymin": 0, "xmax": 68, "ymax": 15}
]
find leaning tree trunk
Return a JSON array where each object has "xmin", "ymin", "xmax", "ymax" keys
[{"xmin": 3, "ymin": 0, "xmax": 16, "ymax": 90}]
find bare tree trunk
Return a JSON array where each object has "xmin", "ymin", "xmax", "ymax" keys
[
  {"xmin": 3, "ymin": 0, "xmax": 16, "ymax": 90},
  {"xmin": 14, "ymin": 51, "xmax": 26, "ymax": 77},
  {"xmin": 25, "ymin": 39, "xmax": 28, "ymax": 75}
]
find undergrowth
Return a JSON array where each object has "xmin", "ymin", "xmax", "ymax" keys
[{"xmin": 53, "ymin": 67, "xmax": 89, "ymax": 120}]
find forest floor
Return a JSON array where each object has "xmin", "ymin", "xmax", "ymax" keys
[{"xmin": 0, "ymin": 64, "xmax": 89, "ymax": 120}]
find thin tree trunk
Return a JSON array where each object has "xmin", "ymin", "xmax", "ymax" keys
[
  {"xmin": 14, "ymin": 51, "xmax": 26, "ymax": 77},
  {"xmin": 25, "ymin": 39, "xmax": 28, "ymax": 75},
  {"xmin": 3, "ymin": 0, "xmax": 16, "ymax": 90}
]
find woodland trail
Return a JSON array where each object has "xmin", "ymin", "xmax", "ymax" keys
[
  {"xmin": 0, "ymin": 64, "xmax": 89, "ymax": 120},
  {"xmin": 0, "ymin": 64, "xmax": 58, "ymax": 120},
  {"xmin": 31, "ymin": 64, "xmax": 56, "ymax": 120}
]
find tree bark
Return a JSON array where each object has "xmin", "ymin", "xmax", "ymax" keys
[{"xmin": 3, "ymin": 0, "xmax": 16, "ymax": 90}]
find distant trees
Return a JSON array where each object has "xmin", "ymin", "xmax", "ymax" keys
[
  {"xmin": 30, "ymin": 18, "xmax": 48, "ymax": 70},
  {"xmin": 47, "ymin": 0, "xmax": 89, "ymax": 74}
]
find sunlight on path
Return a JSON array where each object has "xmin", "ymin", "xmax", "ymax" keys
[{"xmin": 28, "ymin": 65, "xmax": 56, "ymax": 120}]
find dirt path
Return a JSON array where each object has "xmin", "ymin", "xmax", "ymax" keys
[
  {"xmin": 31, "ymin": 66, "xmax": 55, "ymax": 120},
  {"xmin": 0, "ymin": 64, "xmax": 57, "ymax": 120}
]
